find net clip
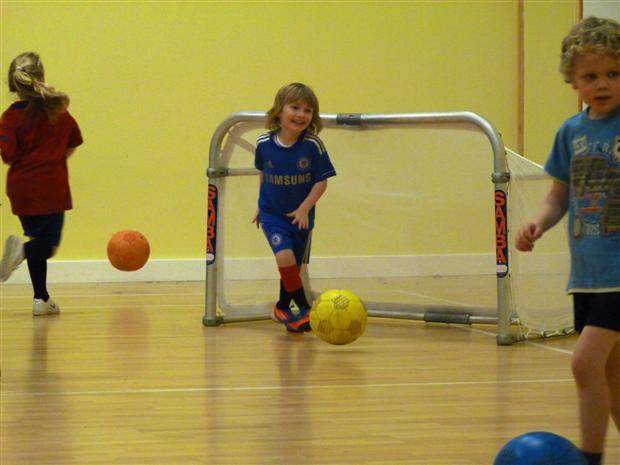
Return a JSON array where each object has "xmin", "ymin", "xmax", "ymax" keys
[
  {"xmin": 336, "ymin": 113, "xmax": 363, "ymax": 126},
  {"xmin": 207, "ymin": 167, "xmax": 228, "ymax": 178},
  {"xmin": 492, "ymin": 171, "xmax": 510, "ymax": 183}
]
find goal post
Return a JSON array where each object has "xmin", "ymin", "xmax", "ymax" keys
[{"xmin": 203, "ymin": 111, "xmax": 570, "ymax": 345}]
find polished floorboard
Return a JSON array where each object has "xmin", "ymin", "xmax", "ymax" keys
[{"xmin": 1, "ymin": 280, "xmax": 618, "ymax": 465}]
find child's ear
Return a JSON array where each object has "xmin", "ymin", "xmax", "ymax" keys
[{"xmin": 570, "ymin": 79, "xmax": 578, "ymax": 90}]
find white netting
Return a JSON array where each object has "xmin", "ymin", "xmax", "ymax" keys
[
  {"xmin": 216, "ymin": 122, "xmax": 498, "ymax": 313},
  {"xmin": 506, "ymin": 149, "xmax": 573, "ymax": 337}
]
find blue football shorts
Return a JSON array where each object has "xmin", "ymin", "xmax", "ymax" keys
[{"xmin": 261, "ymin": 222, "xmax": 311, "ymax": 265}]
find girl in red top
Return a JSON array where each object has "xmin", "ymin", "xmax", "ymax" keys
[{"xmin": 0, "ymin": 52, "xmax": 83, "ymax": 315}]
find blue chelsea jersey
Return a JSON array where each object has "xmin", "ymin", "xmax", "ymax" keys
[
  {"xmin": 255, "ymin": 130, "xmax": 336, "ymax": 231},
  {"xmin": 545, "ymin": 107, "xmax": 620, "ymax": 292}
]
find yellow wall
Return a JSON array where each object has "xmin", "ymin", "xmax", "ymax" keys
[
  {"xmin": 0, "ymin": 1, "xmax": 576, "ymax": 263},
  {"xmin": 523, "ymin": 0, "xmax": 580, "ymax": 164}
]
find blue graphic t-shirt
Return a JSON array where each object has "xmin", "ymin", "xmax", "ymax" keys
[
  {"xmin": 545, "ymin": 107, "xmax": 620, "ymax": 292},
  {"xmin": 255, "ymin": 130, "xmax": 336, "ymax": 231}
]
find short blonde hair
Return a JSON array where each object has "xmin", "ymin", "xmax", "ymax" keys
[
  {"xmin": 7, "ymin": 52, "xmax": 69, "ymax": 117},
  {"xmin": 560, "ymin": 16, "xmax": 620, "ymax": 82},
  {"xmin": 266, "ymin": 82, "xmax": 322, "ymax": 134}
]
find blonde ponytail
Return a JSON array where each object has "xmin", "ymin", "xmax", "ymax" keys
[{"xmin": 8, "ymin": 52, "xmax": 69, "ymax": 118}]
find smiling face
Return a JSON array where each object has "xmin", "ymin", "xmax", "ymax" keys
[
  {"xmin": 571, "ymin": 52, "xmax": 620, "ymax": 119},
  {"xmin": 277, "ymin": 100, "xmax": 314, "ymax": 143}
]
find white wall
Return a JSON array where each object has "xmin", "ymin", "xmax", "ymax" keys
[{"xmin": 583, "ymin": 0, "xmax": 620, "ymax": 20}]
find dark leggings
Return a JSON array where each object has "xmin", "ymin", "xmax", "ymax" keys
[
  {"xmin": 24, "ymin": 238, "xmax": 54, "ymax": 301},
  {"xmin": 19, "ymin": 213, "xmax": 64, "ymax": 301}
]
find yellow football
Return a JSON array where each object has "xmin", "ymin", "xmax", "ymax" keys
[{"xmin": 310, "ymin": 289, "xmax": 368, "ymax": 345}]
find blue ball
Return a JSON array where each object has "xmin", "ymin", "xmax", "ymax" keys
[{"xmin": 494, "ymin": 432, "xmax": 587, "ymax": 465}]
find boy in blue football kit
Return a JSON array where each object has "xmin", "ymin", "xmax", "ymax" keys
[
  {"xmin": 516, "ymin": 17, "xmax": 620, "ymax": 465},
  {"xmin": 253, "ymin": 83, "xmax": 336, "ymax": 333}
]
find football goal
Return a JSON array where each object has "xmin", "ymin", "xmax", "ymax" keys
[{"xmin": 203, "ymin": 111, "xmax": 572, "ymax": 345}]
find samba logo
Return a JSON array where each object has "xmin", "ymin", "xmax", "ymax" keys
[
  {"xmin": 495, "ymin": 190, "xmax": 508, "ymax": 277},
  {"xmin": 207, "ymin": 184, "xmax": 218, "ymax": 265}
]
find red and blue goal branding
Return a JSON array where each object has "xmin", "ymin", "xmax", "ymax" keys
[
  {"xmin": 207, "ymin": 184, "xmax": 218, "ymax": 266},
  {"xmin": 495, "ymin": 190, "xmax": 508, "ymax": 277}
]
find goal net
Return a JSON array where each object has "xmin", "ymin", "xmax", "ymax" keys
[
  {"xmin": 204, "ymin": 112, "xmax": 572, "ymax": 344},
  {"xmin": 506, "ymin": 149, "xmax": 572, "ymax": 338}
]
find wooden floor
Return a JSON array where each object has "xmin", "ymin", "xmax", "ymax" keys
[{"xmin": 1, "ymin": 280, "xmax": 619, "ymax": 465}]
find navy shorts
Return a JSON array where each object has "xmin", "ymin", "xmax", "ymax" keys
[
  {"xmin": 573, "ymin": 292, "xmax": 620, "ymax": 333},
  {"xmin": 261, "ymin": 222, "xmax": 311, "ymax": 265},
  {"xmin": 19, "ymin": 212, "xmax": 65, "ymax": 247}
]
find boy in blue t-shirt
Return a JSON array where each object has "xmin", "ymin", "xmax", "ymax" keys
[
  {"xmin": 516, "ymin": 17, "xmax": 620, "ymax": 465},
  {"xmin": 253, "ymin": 83, "xmax": 336, "ymax": 333}
]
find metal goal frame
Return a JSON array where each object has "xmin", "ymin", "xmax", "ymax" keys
[{"xmin": 204, "ymin": 111, "xmax": 518, "ymax": 345}]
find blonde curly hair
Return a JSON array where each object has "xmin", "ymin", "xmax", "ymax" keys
[{"xmin": 560, "ymin": 16, "xmax": 620, "ymax": 82}]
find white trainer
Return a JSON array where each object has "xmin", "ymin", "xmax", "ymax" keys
[
  {"xmin": 0, "ymin": 235, "xmax": 25, "ymax": 282},
  {"xmin": 33, "ymin": 297, "xmax": 60, "ymax": 316}
]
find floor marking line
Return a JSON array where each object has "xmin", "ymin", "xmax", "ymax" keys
[
  {"xmin": 1, "ymin": 378, "xmax": 574, "ymax": 398},
  {"xmin": 0, "ymin": 303, "xmax": 202, "ymax": 311},
  {"xmin": 460, "ymin": 325, "xmax": 575, "ymax": 355},
  {"xmin": 392, "ymin": 289, "xmax": 487, "ymax": 309},
  {"xmin": 523, "ymin": 340, "xmax": 574, "ymax": 355}
]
